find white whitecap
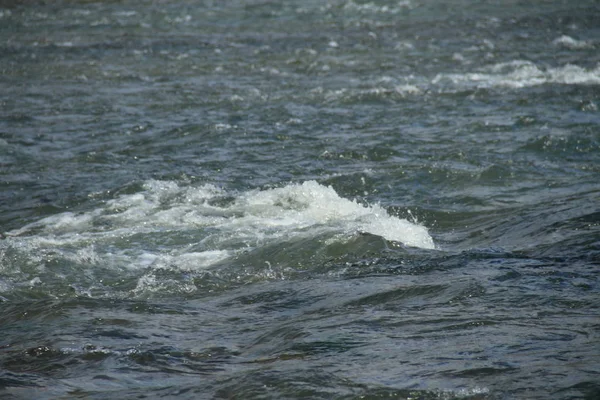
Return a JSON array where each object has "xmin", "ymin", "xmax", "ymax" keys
[
  {"xmin": 553, "ymin": 35, "xmax": 591, "ymax": 49},
  {"xmin": 2, "ymin": 180, "xmax": 434, "ymax": 276},
  {"xmin": 433, "ymin": 61, "xmax": 600, "ymax": 89},
  {"xmin": 231, "ymin": 181, "xmax": 434, "ymax": 249}
]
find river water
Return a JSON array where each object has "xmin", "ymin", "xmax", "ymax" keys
[{"xmin": 1, "ymin": 1, "xmax": 599, "ymax": 399}]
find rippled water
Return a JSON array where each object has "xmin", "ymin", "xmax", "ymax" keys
[{"xmin": 1, "ymin": 1, "xmax": 599, "ymax": 399}]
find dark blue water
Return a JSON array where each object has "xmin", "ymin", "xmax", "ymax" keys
[{"xmin": 1, "ymin": 1, "xmax": 599, "ymax": 399}]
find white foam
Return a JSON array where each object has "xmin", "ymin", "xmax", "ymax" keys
[
  {"xmin": 137, "ymin": 250, "xmax": 232, "ymax": 271},
  {"xmin": 2, "ymin": 180, "xmax": 434, "ymax": 276},
  {"xmin": 433, "ymin": 61, "xmax": 600, "ymax": 89},
  {"xmin": 8, "ymin": 211, "xmax": 95, "ymax": 236},
  {"xmin": 553, "ymin": 35, "xmax": 591, "ymax": 49},
  {"xmin": 132, "ymin": 273, "xmax": 197, "ymax": 296},
  {"xmin": 342, "ymin": 0, "xmax": 412, "ymax": 14},
  {"xmin": 231, "ymin": 181, "xmax": 434, "ymax": 248}
]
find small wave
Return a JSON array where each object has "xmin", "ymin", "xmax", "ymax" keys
[
  {"xmin": 433, "ymin": 61, "xmax": 600, "ymax": 89},
  {"xmin": 553, "ymin": 35, "xmax": 592, "ymax": 49},
  {"xmin": 6, "ymin": 180, "xmax": 433, "ymax": 251},
  {"xmin": 341, "ymin": 0, "xmax": 413, "ymax": 14},
  {"xmin": 0, "ymin": 181, "xmax": 433, "ymax": 297},
  {"xmin": 234, "ymin": 181, "xmax": 433, "ymax": 248},
  {"xmin": 309, "ymin": 61, "xmax": 599, "ymax": 105},
  {"xmin": 314, "ymin": 85, "xmax": 422, "ymax": 104}
]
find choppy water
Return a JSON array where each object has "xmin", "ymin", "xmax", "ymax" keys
[{"xmin": 1, "ymin": 1, "xmax": 599, "ymax": 399}]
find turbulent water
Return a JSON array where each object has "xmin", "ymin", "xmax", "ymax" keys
[{"xmin": 1, "ymin": 1, "xmax": 599, "ymax": 399}]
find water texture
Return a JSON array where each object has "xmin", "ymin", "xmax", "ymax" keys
[{"xmin": 1, "ymin": 1, "xmax": 599, "ymax": 399}]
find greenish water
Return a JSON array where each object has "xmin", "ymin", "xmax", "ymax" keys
[{"xmin": 1, "ymin": 1, "xmax": 599, "ymax": 399}]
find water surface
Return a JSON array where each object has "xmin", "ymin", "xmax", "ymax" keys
[{"xmin": 1, "ymin": 1, "xmax": 599, "ymax": 399}]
